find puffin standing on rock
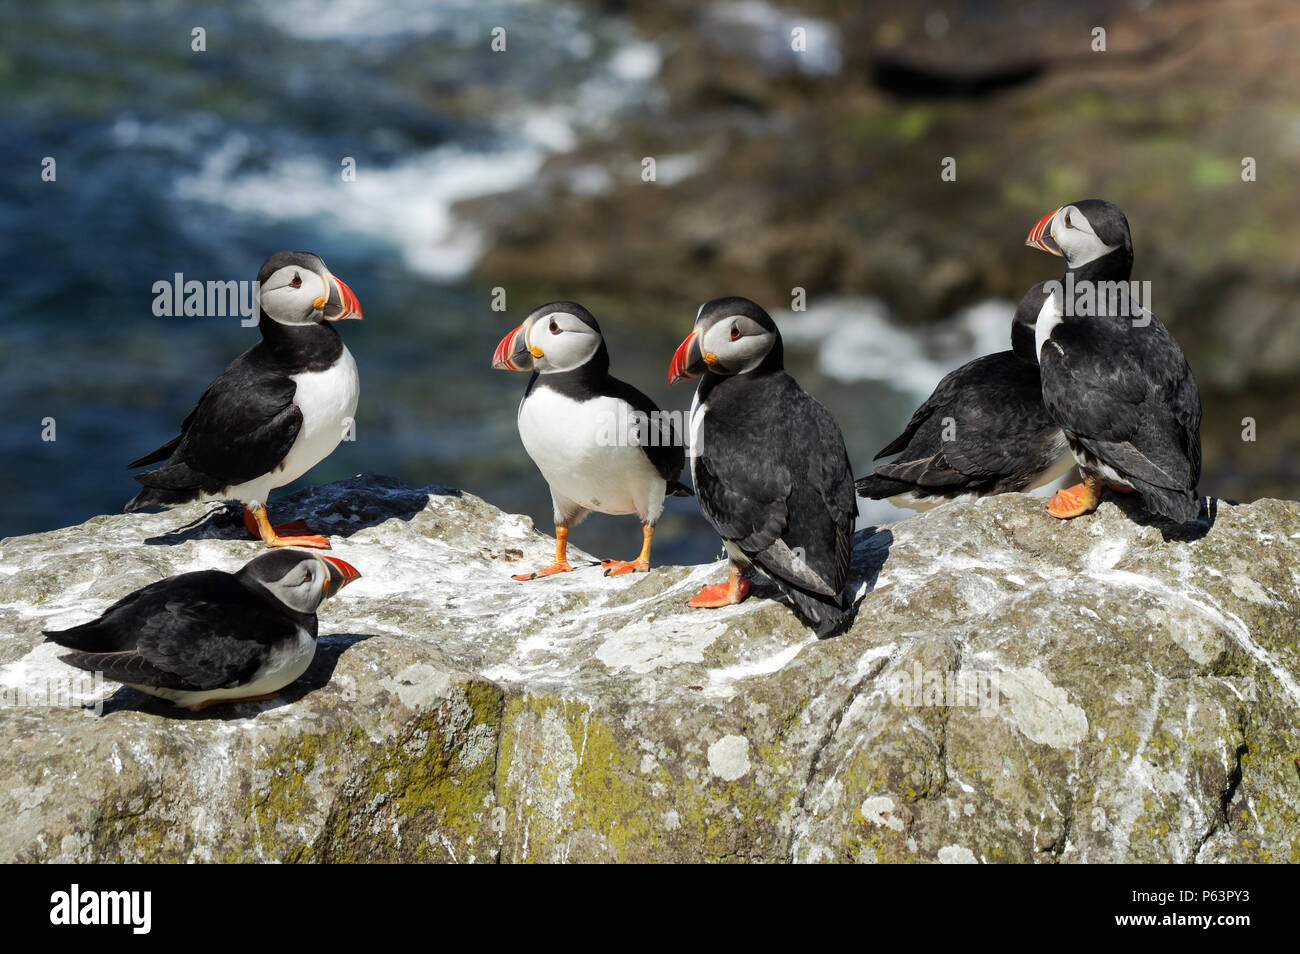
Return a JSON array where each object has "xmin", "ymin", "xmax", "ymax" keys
[
  {"xmin": 45, "ymin": 549, "xmax": 360, "ymax": 710},
  {"xmin": 493, "ymin": 301, "xmax": 692, "ymax": 580},
  {"xmin": 1026, "ymin": 200, "xmax": 1202, "ymax": 524},
  {"xmin": 125, "ymin": 252, "xmax": 362, "ymax": 548},
  {"xmin": 856, "ymin": 281, "xmax": 1074, "ymax": 508},
  {"xmin": 669, "ymin": 297, "xmax": 857, "ymax": 638}
]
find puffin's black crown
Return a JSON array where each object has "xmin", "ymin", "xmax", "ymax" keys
[
  {"xmin": 257, "ymin": 250, "xmax": 327, "ymax": 285},
  {"xmin": 697, "ymin": 296, "xmax": 777, "ymax": 332},
  {"xmin": 526, "ymin": 301, "xmax": 602, "ymax": 335},
  {"xmin": 1068, "ymin": 199, "xmax": 1133, "ymax": 253}
]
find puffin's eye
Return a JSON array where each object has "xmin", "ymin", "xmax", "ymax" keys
[
  {"xmin": 729, "ymin": 325, "xmax": 741, "ymax": 341},
  {"xmin": 290, "ymin": 274, "xmax": 302, "ymax": 287},
  {"xmin": 1063, "ymin": 213, "xmax": 1072, "ymax": 229},
  {"xmin": 548, "ymin": 320, "xmax": 560, "ymax": 334}
]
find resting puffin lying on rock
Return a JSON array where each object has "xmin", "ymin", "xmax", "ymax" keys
[
  {"xmin": 1025, "ymin": 199, "xmax": 1202, "ymax": 524},
  {"xmin": 669, "ymin": 297, "xmax": 857, "ymax": 638},
  {"xmin": 125, "ymin": 251, "xmax": 363, "ymax": 549},
  {"xmin": 45, "ymin": 549, "xmax": 360, "ymax": 710},
  {"xmin": 493, "ymin": 301, "xmax": 692, "ymax": 581},
  {"xmin": 855, "ymin": 281, "xmax": 1073, "ymax": 509}
]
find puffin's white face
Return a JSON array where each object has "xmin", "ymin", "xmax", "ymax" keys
[
  {"xmin": 695, "ymin": 312, "xmax": 778, "ymax": 376},
  {"xmin": 261, "ymin": 555, "xmax": 333, "ymax": 614},
  {"xmin": 524, "ymin": 310, "xmax": 602, "ymax": 373},
  {"xmin": 257, "ymin": 265, "xmax": 333, "ymax": 326},
  {"xmin": 244, "ymin": 551, "xmax": 360, "ymax": 616},
  {"xmin": 1049, "ymin": 205, "xmax": 1119, "ymax": 268}
]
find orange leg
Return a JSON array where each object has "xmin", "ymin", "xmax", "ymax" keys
[
  {"xmin": 1047, "ymin": 474, "xmax": 1102, "ymax": 519},
  {"xmin": 602, "ymin": 524, "xmax": 654, "ymax": 576},
  {"xmin": 688, "ymin": 562, "xmax": 752, "ymax": 608},
  {"xmin": 513, "ymin": 525, "xmax": 574, "ymax": 581},
  {"xmin": 243, "ymin": 503, "xmax": 331, "ymax": 549}
]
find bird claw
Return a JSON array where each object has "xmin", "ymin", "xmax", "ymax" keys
[
  {"xmin": 512, "ymin": 561, "xmax": 573, "ymax": 581},
  {"xmin": 602, "ymin": 560, "xmax": 649, "ymax": 577}
]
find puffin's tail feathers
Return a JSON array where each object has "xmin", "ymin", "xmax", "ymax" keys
[
  {"xmin": 667, "ymin": 480, "xmax": 694, "ymax": 498},
  {"xmin": 776, "ymin": 582, "xmax": 855, "ymax": 640},
  {"xmin": 1135, "ymin": 482, "xmax": 1202, "ymax": 525},
  {"xmin": 124, "ymin": 463, "xmax": 208, "ymax": 513},
  {"xmin": 126, "ymin": 435, "xmax": 182, "ymax": 470},
  {"xmin": 854, "ymin": 473, "xmax": 913, "ymax": 500}
]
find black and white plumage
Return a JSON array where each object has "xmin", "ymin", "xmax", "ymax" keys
[
  {"xmin": 492, "ymin": 301, "xmax": 691, "ymax": 580},
  {"xmin": 125, "ymin": 251, "xmax": 362, "ymax": 549},
  {"xmin": 669, "ymin": 297, "xmax": 857, "ymax": 638},
  {"xmin": 855, "ymin": 281, "xmax": 1073, "ymax": 508},
  {"xmin": 1026, "ymin": 199, "xmax": 1202, "ymax": 524},
  {"xmin": 45, "ymin": 549, "xmax": 360, "ymax": 710}
]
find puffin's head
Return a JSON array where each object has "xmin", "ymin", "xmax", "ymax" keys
[
  {"xmin": 1009, "ymin": 280, "xmax": 1062, "ymax": 365},
  {"xmin": 256, "ymin": 251, "xmax": 363, "ymax": 327},
  {"xmin": 239, "ymin": 549, "xmax": 361, "ymax": 617},
  {"xmin": 491, "ymin": 301, "xmax": 604, "ymax": 374},
  {"xmin": 1025, "ymin": 199, "xmax": 1132, "ymax": 270},
  {"xmin": 669, "ymin": 296, "xmax": 781, "ymax": 385}
]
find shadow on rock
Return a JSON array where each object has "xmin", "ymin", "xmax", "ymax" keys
[
  {"xmin": 1109, "ymin": 491, "xmax": 1218, "ymax": 543},
  {"xmin": 144, "ymin": 473, "xmax": 457, "ymax": 546},
  {"xmin": 90, "ymin": 633, "xmax": 376, "ymax": 719},
  {"xmin": 747, "ymin": 526, "xmax": 894, "ymax": 640}
]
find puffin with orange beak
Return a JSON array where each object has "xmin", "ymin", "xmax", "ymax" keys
[
  {"xmin": 46, "ymin": 549, "xmax": 361, "ymax": 710},
  {"xmin": 126, "ymin": 251, "xmax": 363, "ymax": 548},
  {"xmin": 1025, "ymin": 200, "xmax": 1202, "ymax": 524},
  {"xmin": 670, "ymin": 297, "xmax": 857, "ymax": 638},
  {"xmin": 493, "ymin": 301, "xmax": 691, "ymax": 581}
]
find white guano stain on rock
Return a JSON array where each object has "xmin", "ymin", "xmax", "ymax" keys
[
  {"xmin": 999, "ymin": 667, "xmax": 1089, "ymax": 748},
  {"xmin": 860, "ymin": 796, "xmax": 903, "ymax": 831},
  {"xmin": 937, "ymin": 844, "xmax": 978, "ymax": 864},
  {"xmin": 596, "ymin": 621, "xmax": 726, "ymax": 674},
  {"xmin": 707, "ymin": 734, "xmax": 751, "ymax": 781}
]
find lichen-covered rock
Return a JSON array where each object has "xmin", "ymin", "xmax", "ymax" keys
[{"xmin": 0, "ymin": 474, "xmax": 1296, "ymax": 862}]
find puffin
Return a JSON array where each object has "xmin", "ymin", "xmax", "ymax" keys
[
  {"xmin": 492, "ymin": 301, "xmax": 692, "ymax": 580},
  {"xmin": 1025, "ymin": 199, "xmax": 1202, "ymax": 523},
  {"xmin": 855, "ymin": 281, "xmax": 1074, "ymax": 508},
  {"xmin": 45, "ymin": 549, "xmax": 361, "ymax": 710},
  {"xmin": 669, "ymin": 297, "xmax": 857, "ymax": 638},
  {"xmin": 125, "ymin": 251, "xmax": 362, "ymax": 549}
]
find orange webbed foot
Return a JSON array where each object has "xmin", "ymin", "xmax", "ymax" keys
[
  {"xmin": 602, "ymin": 559, "xmax": 649, "ymax": 577},
  {"xmin": 1047, "ymin": 478, "xmax": 1101, "ymax": 519},
  {"xmin": 512, "ymin": 561, "xmax": 574, "ymax": 582},
  {"xmin": 688, "ymin": 575, "xmax": 751, "ymax": 608}
]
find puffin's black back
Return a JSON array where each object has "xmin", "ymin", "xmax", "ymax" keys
[
  {"xmin": 694, "ymin": 366, "xmax": 857, "ymax": 637},
  {"xmin": 124, "ymin": 316, "xmax": 344, "ymax": 510},
  {"xmin": 44, "ymin": 566, "xmax": 313, "ymax": 691}
]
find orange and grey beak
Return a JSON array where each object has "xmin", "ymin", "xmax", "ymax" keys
[
  {"xmin": 492, "ymin": 321, "xmax": 536, "ymax": 371},
  {"xmin": 321, "ymin": 272, "xmax": 364, "ymax": 321},
  {"xmin": 669, "ymin": 330, "xmax": 708, "ymax": 385},
  {"xmin": 320, "ymin": 555, "xmax": 361, "ymax": 598},
  {"xmin": 1026, "ymin": 208, "xmax": 1063, "ymax": 256}
]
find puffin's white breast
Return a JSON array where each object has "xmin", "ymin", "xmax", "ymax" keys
[
  {"xmin": 275, "ymin": 345, "xmax": 360, "ymax": 489},
  {"xmin": 517, "ymin": 386, "xmax": 662, "ymax": 517}
]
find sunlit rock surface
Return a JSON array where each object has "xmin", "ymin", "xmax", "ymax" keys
[{"xmin": 1, "ymin": 475, "xmax": 1296, "ymax": 862}]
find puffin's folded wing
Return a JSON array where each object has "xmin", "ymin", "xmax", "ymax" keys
[
  {"xmin": 138, "ymin": 366, "xmax": 303, "ymax": 491},
  {"xmin": 132, "ymin": 598, "xmax": 289, "ymax": 690}
]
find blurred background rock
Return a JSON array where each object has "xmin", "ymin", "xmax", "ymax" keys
[{"xmin": 2, "ymin": 0, "xmax": 1295, "ymax": 563}]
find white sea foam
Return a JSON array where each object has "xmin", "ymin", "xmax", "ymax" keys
[
  {"xmin": 171, "ymin": 0, "xmax": 662, "ymax": 281},
  {"xmin": 778, "ymin": 297, "xmax": 1017, "ymax": 398}
]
